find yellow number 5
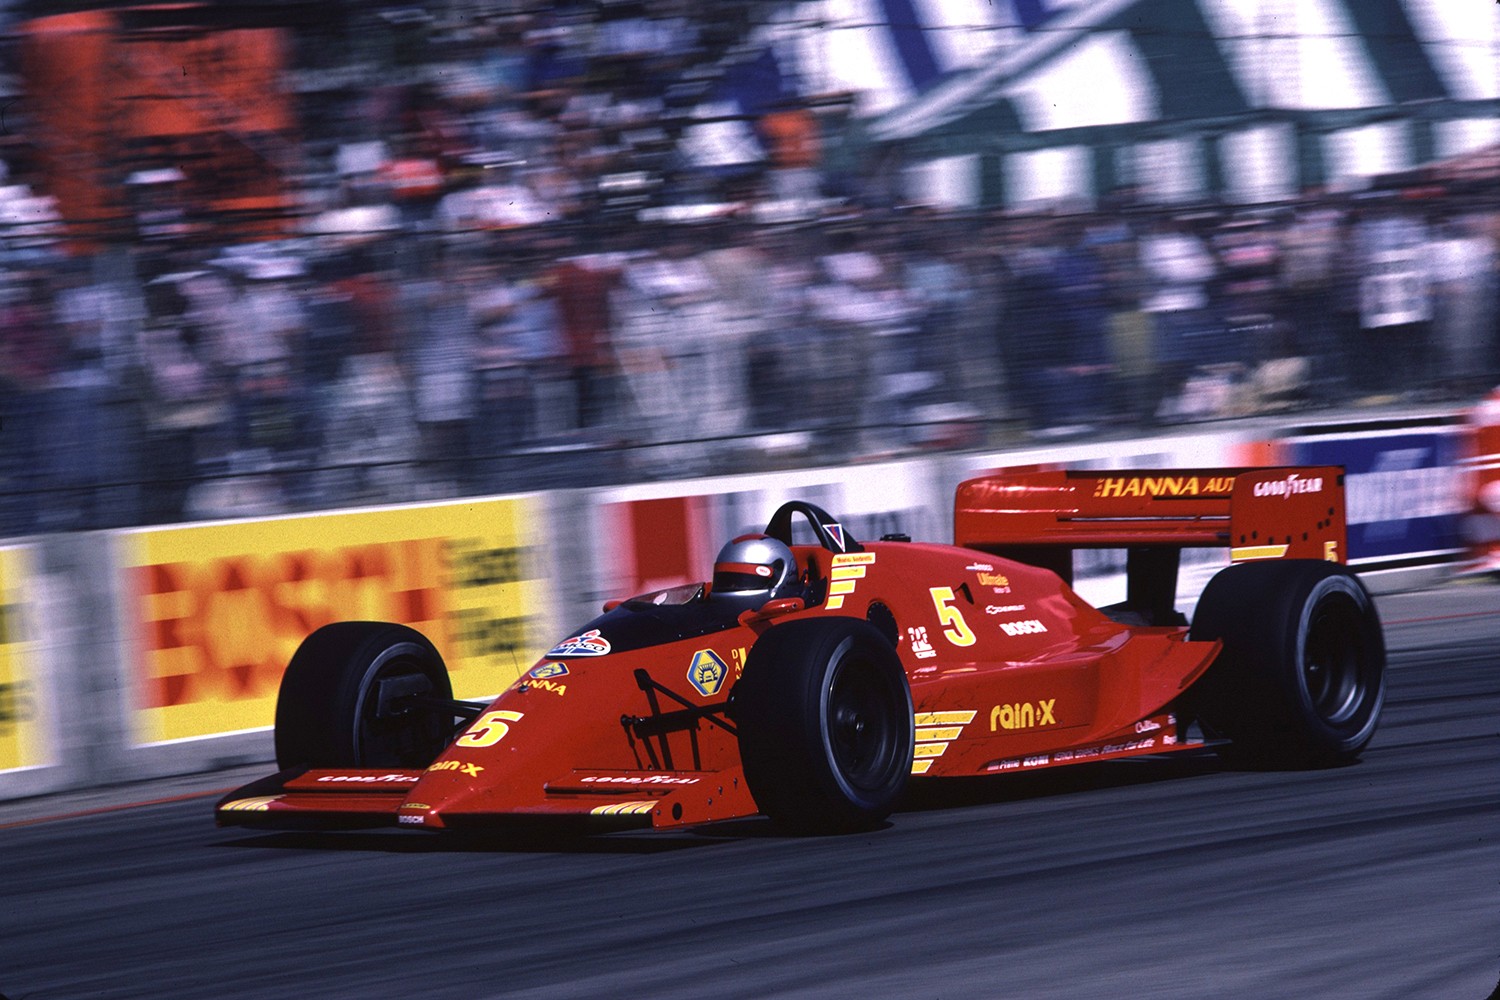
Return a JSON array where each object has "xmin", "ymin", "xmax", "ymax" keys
[
  {"xmin": 456, "ymin": 710, "xmax": 524, "ymax": 748},
  {"xmin": 929, "ymin": 587, "xmax": 976, "ymax": 647}
]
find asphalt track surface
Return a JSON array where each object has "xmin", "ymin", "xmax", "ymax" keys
[{"xmin": 2, "ymin": 584, "xmax": 1497, "ymax": 1000}]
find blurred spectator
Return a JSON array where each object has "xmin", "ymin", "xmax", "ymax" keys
[
  {"xmin": 1139, "ymin": 215, "xmax": 1218, "ymax": 420},
  {"xmin": 1280, "ymin": 200, "xmax": 1346, "ymax": 398},
  {"xmin": 1352, "ymin": 204, "xmax": 1434, "ymax": 398},
  {"xmin": 1430, "ymin": 214, "xmax": 1496, "ymax": 396},
  {"xmin": 138, "ymin": 272, "xmax": 232, "ymax": 525},
  {"xmin": 0, "ymin": 273, "xmax": 61, "ymax": 533},
  {"xmin": 549, "ymin": 247, "xmax": 621, "ymax": 431},
  {"xmin": 405, "ymin": 259, "xmax": 478, "ymax": 493}
]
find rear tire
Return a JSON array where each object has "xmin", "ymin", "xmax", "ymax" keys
[
  {"xmin": 274, "ymin": 622, "xmax": 455, "ymax": 771},
  {"xmin": 1188, "ymin": 561, "xmax": 1386, "ymax": 767},
  {"xmin": 732, "ymin": 619, "xmax": 914, "ymax": 833}
]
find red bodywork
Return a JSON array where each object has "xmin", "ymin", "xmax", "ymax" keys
[{"xmin": 218, "ymin": 466, "xmax": 1346, "ymax": 833}]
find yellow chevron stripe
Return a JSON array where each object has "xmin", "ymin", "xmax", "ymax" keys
[
  {"xmin": 1231, "ymin": 544, "xmax": 1290, "ymax": 561},
  {"xmin": 591, "ymin": 801, "xmax": 655, "ymax": 816},
  {"xmin": 910, "ymin": 759, "xmax": 933, "ymax": 775},
  {"xmin": 915, "ymin": 726, "xmax": 963, "ymax": 741},
  {"xmin": 220, "ymin": 797, "xmax": 277, "ymax": 812},
  {"xmin": 913, "ymin": 742, "xmax": 948, "ymax": 758},
  {"xmin": 914, "ymin": 710, "xmax": 977, "ymax": 726}
]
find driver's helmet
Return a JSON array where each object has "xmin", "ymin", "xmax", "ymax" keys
[{"xmin": 711, "ymin": 534, "xmax": 799, "ymax": 608}]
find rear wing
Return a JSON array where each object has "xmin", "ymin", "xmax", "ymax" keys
[{"xmin": 954, "ymin": 467, "xmax": 1347, "ymax": 623}]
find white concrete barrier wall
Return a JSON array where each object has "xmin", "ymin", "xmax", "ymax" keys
[{"xmin": 0, "ymin": 414, "xmax": 1467, "ymax": 801}]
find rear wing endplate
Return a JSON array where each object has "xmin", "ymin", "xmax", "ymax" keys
[{"xmin": 955, "ymin": 466, "xmax": 1347, "ymax": 576}]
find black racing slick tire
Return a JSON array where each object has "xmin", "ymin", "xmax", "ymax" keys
[
  {"xmin": 732, "ymin": 618, "xmax": 914, "ymax": 834},
  {"xmin": 274, "ymin": 622, "xmax": 455, "ymax": 771},
  {"xmin": 1187, "ymin": 561, "xmax": 1386, "ymax": 768}
]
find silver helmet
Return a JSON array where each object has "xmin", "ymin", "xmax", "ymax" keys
[{"xmin": 711, "ymin": 534, "xmax": 798, "ymax": 607}]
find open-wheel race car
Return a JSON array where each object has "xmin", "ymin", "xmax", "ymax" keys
[{"xmin": 217, "ymin": 466, "xmax": 1387, "ymax": 836}]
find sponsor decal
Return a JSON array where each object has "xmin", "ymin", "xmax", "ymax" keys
[
  {"xmin": 687, "ymin": 649, "xmax": 730, "ymax": 697},
  {"xmin": 906, "ymin": 626, "xmax": 937, "ymax": 660},
  {"xmin": 990, "ymin": 699, "xmax": 1058, "ymax": 731},
  {"xmin": 999, "ymin": 619, "xmax": 1048, "ymax": 637},
  {"xmin": 1253, "ymin": 473, "xmax": 1323, "ymax": 499},
  {"xmin": 991, "ymin": 738, "xmax": 1159, "ymax": 773},
  {"xmin": 579, "ymin": 774, "xmax": 700, "ymax": 786},
  {"xmin": 427, "ymin": 760, "xmax": 486, "ymax": 777},
  {"xmin": 1102, "ymin": 738, "xmax": 1156, "ymax": 754},
  {"xmin": 911, "ymin": 710, "xmax": 978, "ymax": 775},
  {"xmin": 976, "ymin": 572, "xmax": 1010, "ymax": 589},
  {"xmin": 827, "ymin": 552, "xmax": 875, "ymax": 609},
  {"xmin": 398, "ymin": 814, "xmax": 426, "ymax": 825},
  {"xmin": 985, "ymin": 604, "xmax": 1026, "ymax": 615},
  {"xmin": 1092, "ymin": 475, "xmax": 1236, "ymax": 499},
  {"xmin": 965, "ymin": 562, "xmax": 995, "ymax": 572},
  {"xmin": 825, "ymin": 522, "xmax": 848, "ymax": 552},
  {"xmin": 548, "ymin": 629, "xmax": 611, "ymax": 658},
  {"xmin": 1135, "ymin": 718, "xmax": 1162, "ymax": 734},
  {"xmin": 526, "ymin": 678, "xmax": 567, "ymax": 697},
  {"xmin": 314, "ymin": 773, "xmax": 419, "ymax": 784},
  {"xmin": 529, "ymin": 663, "xmax": 569, "ymax": 680}
]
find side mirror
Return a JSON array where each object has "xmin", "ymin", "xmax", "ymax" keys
[{"xmin": 737, "ymin": 597, "xmax": 806, "ymax": 626}]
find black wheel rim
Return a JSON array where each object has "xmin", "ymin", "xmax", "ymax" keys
[
  {"xmin": 825, "ymin": 655, "xmax": 901, "ymax": 794},
  {"xmin": 1303, "ymin": 595, "xmax": 1369, "ymax": 725},
  {"xmin": 354, "ymin": 657, "xmax": 447, "ymax": 768}
]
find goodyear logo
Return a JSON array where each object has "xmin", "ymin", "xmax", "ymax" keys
[
  {"xmin": 1253, "ymin": 473, "xmax": 1323, "ymax": 498},
  {"xmin": 687, "ymin": 649, "xmax": 730, "ymax": 697}
]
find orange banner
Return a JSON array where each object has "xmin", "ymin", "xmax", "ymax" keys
[{"xmin": 121, "ymin": 499, "xmax": 550, "ymax": 744}]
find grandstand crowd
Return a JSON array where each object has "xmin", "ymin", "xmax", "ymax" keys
[{"xmin": 0, "ymin": 1, "xmax": 1497, "ymax": 534}]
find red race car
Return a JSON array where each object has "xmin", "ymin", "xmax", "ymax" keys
[{"xmin": 217, "ymin": 466, "xmax": 1386, "ymax": 835}]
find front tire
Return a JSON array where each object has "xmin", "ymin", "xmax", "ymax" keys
[
  {"xmin": 274, "ymin": 622, "xmax": 455, "ymax": 770},
  {"xmin": 732, "ymin": 618, "xmax": 914, "ymax": 833},
  {"xmin": 1188, "ymin": 561, "xmax": 1386, "ymax": 767}
]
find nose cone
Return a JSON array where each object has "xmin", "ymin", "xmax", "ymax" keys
[{"xmin": 398, "ymin": 749, "xmax": 528, "ymax": 829}]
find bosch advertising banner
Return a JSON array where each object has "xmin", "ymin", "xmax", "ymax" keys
[
  {"xmin": 0, "ymin": 547, "xmax": 45, "ymax": 773},
  {"xmin": 1273, "ymin": 424, "xmax": 1468, "ymax": 568},
  {"xmin": 121, "ymin": 498, "xmax": 550, "ymax": 746}
]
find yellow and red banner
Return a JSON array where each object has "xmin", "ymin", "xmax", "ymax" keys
[
  {"xmin": 0, "ymin": 547, "xmax": 44, "ymax": 773},
  {"xmin": 121, "ymin": 498, "xmax": 551, "ymax": 745}
]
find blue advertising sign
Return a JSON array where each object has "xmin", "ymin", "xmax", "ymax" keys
[{"xmin": 1280, "ymin": 426, "xmax": 1467, "ymax": 568}]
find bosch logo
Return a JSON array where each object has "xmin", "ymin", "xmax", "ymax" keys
[{"xmin": 999, "ymin": 619, "xmax": 1047, "ymax": 637}]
